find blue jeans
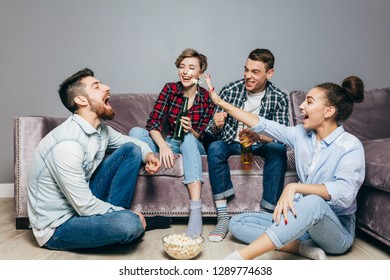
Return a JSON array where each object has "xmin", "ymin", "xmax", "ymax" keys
[
  {"xmin": 129, "ymin": 127, "xmax": 206, "ymax": 184},
  {"xmin": 44, "ymin": 142, "xmax": 145, "ymax": 250},
  {"xmin": 229, "ymin": 195, "xmax": 356, "ymax": 254},
  {"xmin": 207, "ymin": 140, "xmax": 287, "ymax": 210}
]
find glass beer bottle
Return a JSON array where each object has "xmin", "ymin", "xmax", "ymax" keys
[
  {"xmin": 241, "ymin": 142, "xmax": 253, "ymax": 165},
  {"xmin": 173, "ymin": 96, "xmax": 189, "ymax": 141}
]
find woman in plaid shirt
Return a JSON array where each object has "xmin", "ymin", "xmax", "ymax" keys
[{"xmin": 129, "ymin": 48, "xmax": 214, "ymax": 238}]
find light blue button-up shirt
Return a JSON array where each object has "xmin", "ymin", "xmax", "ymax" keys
[
  {"xmin": 252, "ymin": 117, "xmax": 365, "ymax": 216},
  {"xmin": 27, "ymin": 114, "xmax": 152, "ymax": 246}
]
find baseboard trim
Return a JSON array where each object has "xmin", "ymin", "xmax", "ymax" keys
[{"xmin": 0, "ymin": 183, "xmax": 14, "ymax": 198}]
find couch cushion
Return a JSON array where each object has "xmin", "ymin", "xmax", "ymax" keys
[
  {"xmin": 138, "ymin": 154, "xmax": 184, "ymax": 177},
  {"xmin": 105, "ymin": 93, "xmax": 159, "ymax": 135},
  {"xmin": 343, "ymin": 88, "xmax": 390, "ymax": 141},
  {"xmin": 138, "ymin": 151, "xmax": 297, "ymax": 178},
  {"xmin": 289, "ymin": 90, "xmax": 306, "ymax": 126},
  {"xmin": 362, "ymin": 138, "xmax": 390, "ymax": 192},
  {"xmin": 138, "ymin": 155, "xmax": 267, "ymax": 178}
]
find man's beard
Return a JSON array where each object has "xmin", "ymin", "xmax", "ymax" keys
[
  {"xmin": 99, "ymin": 107, "xmax": 115, "ymax": 120},
  {"xmin": 88, "ymin": 98, "xmax": 115, "ymax": 120}
]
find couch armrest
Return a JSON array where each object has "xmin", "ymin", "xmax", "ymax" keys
[{"xmin": 14, "ymin": 116, "xmax": 66, "ymax": 223}]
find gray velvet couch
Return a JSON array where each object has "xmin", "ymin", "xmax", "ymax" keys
[
  {"xmin": 14, "ymin": 88, "xmax": 390, "ymax": 249},
  {"xmin": 14, "ymin": 92, "xmax": 298, "ymax": 229}
]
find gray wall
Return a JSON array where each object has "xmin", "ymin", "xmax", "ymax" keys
[{"xmin": 1, "ymin": 0, "xmax": 389, "ymax": 183}]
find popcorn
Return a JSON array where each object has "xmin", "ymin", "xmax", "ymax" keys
[
  {"xmin": 192, "ymin": 78, "xmax": 203, "ymax": 85},
  {"xmin": 162, "ymin": 233, "xmax": 204, "ymax": 260}
]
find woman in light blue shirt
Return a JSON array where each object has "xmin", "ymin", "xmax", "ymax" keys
[{"xmin": 204, "ymin": 75, "xmax": 365, "ymax": 260}]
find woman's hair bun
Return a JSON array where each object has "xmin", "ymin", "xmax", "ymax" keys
[{"xmin": 342, "ymin": 76, "xmax": 365, "ymax": 103}]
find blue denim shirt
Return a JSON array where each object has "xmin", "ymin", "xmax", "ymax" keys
[
  {"xmin": 252, "ymin": 117, "xmax": 365, "ymax": 216},
  {"xmin": 27, "ymin": 114, "xmax": 152, "ymax": 245}
]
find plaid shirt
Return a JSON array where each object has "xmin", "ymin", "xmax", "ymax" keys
[
  {"xmin": 205, "ymin": 79, "xmax": 289, "ymax": 143},
  {"xmin": 146, "ymin": 82, "xmax": 214, "ymax": 139}
]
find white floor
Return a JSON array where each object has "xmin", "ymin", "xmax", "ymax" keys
[
  {"xmin": 0, "ymin": 183, "xmax": 13, "ymax": 198},
  {"xmin": 0, "ymin": 198, "xmax": 389, "ymax": 260}
]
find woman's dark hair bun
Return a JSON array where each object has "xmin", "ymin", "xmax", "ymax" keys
[{"xmin": 342, "ymin": 76, "xmax": 365, "ymax": 103}]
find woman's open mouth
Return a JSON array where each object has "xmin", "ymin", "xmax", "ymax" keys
[
  {"xmin": 300, "ymin": 113, "xmax": 309, "ymax": 121},
  {"xmin": 182, "ymin": 76, "xmax": 192, "ymax": 82}
]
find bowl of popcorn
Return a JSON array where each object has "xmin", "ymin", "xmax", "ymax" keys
[{"xmin": 162, "ymin": 233, "xmax": 204, "ymax": 260}]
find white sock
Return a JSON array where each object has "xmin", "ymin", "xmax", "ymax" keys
[
  {"xmin": 224, "ymin": 250, "xmax": 244, "ymax": 260},
  {"xmin": 299, "ymin": 239, "xmax": 328, "ymax": 260}
]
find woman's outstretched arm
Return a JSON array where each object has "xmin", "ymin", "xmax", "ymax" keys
[{"xmin": 204, "ymin": 74, "xmax": 260, "ymax": 128}]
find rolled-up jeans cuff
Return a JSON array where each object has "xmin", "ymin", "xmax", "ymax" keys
[
  {"xmin": 260, "ymin": 199, "xmax": 276, "ymax": 211},
  {"xmin": 213, "ymin": 188, "xmax": 235, "ymax": 201},
  {"xmin": 265, "ymin": 227, "xmax": 284, "ymax": 249},
  {"xmin": 182, "ymin": 179, "xmax": 204, "ymax": 185}
]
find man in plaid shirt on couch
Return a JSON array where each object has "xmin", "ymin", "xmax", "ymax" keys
[{"xmin": 205, "ymin": 48, "xmax": 290, "ymax": 242}]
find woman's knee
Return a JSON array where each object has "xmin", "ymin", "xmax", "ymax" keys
[
  {"xmin": 297, "ymin": 195, "xmax": 328, "ymax": 215},
  {"xmin": 181, "ymin": 133, "xmax": 203, "ymax": 153},
  {"xmin": 129, "ymin": 127, "xmax": 149, "ymax": 138},
  {"xmin": 182, "ymin": 133, "xmax": 197, "ymax": 146},
  {"xmin": 301, "ymin": 194, "xmax": 325, "ymax": 205},
  {"xmin": 229, "ymin": 214, "xmax": 244, "ymax": 237}
]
